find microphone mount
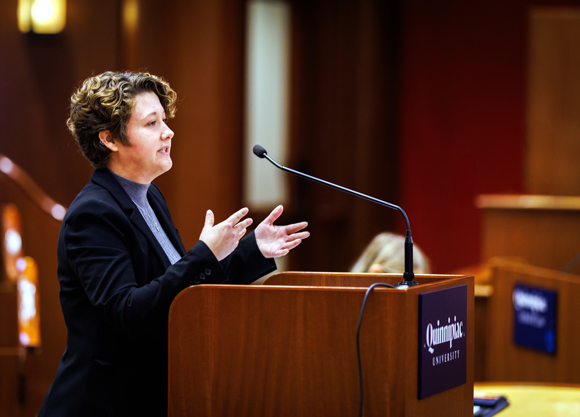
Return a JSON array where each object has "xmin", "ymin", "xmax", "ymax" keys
[{"xmin": 253, "ymin": 144, "xmax": 418, "ymax": 286}]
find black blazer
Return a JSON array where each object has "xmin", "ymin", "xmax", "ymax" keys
[{"xmin": 38, "ymin": 169, "xmax": 276, "ymax": 416}]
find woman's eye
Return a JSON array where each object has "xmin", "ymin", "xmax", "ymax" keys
[{"xmin": 148, "ymin": 120, "xmax": 156, "ymax": 126}]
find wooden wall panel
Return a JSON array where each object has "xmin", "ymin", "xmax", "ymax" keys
[
  {"xmin": 120, "ymin": 0, "xmax": 247, "ymax": 250},
  {"xmin": 0, "ymin": 284, "xmax": 19, "ymax": 417},
  {"xmin": 0, "ymin": 177, "xmax": 65, "ymax": 416},
  {"xmin": 526, "ymin": 8, "xmax": 580, "ymax": 195},
  {"xmin": 0, "ymin": 0, "xmax": 120, "ymax": 206},
  {"xmin": 288, "ymin": 0, "xmax": 400, "ymax": 272}
]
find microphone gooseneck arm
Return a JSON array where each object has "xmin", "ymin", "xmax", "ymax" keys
[{"xmin": 253, "ymin": 144, "xmax": 417, "ymax": 285}]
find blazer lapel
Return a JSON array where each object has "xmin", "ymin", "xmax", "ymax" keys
[
  {"xmin": 147, "ymin": 185, "xmax": 187, "ymax": 257},
  {"xmin": 90, "ymin": 169, "xmax": 173, "ymax": 268}
]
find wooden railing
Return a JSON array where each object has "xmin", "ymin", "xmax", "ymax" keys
[{"xmin": 0, "ymin": 152, "xmax": 66, "ymax": 220}]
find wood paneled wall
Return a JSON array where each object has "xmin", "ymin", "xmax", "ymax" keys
[
  {"xmin": 123, "ymin": 0, "xmax": 403, "ymax": 271},
  {"xmin": 0, "ymin": 0, "xmax": 250, "ymax": 247},
  {"xmin": 287, "ymin": 0, "xmax": 401, "ymax": 272},
  {"xmin": 526, "ymin": 7, "xmax": 580, "ymax": 195},
  {"xmin": 0, "ymin": 0, "xmax": 120, "ymax": 206},
  {"xmin": 118, "ymin": 0, "xmax": 249, "ymax": 249},
  {"xmin": 0, "ymin": 177, "xmax": 63, "ymax": 417}
]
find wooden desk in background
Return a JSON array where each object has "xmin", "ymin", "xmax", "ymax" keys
[
  {"xmin": 475, "ymin": 383, "xmax": 580, "ymax": 417},
  {"xmin": 476, "ymin": 194, "xmax": 580, "ymax": 273}
]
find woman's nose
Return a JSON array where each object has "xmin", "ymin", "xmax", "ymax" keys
[{"xmin": 162, "ymin": 124, "xmax": 174, "ymax": 140}]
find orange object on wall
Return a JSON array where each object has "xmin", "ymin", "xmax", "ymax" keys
[
  {"xmin": 2, "ymin": 204, "xmax": 23, "ymax": 283},
  {"xmin": 16, "ymin": 256, "xmax": 42, "ymax": 348}
]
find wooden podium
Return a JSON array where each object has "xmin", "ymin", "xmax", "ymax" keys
[
  {"xmin": 168, "ymin": 273, "xmax": 474, "ymax": 416},
  {"xmin": 485, "ymin": 259, "xmax": 580, "ymax": 383}
]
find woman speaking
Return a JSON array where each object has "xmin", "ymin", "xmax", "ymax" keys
[{"xmin": 38, "ymin": 71, "xmax": 309, "ymax": 416}]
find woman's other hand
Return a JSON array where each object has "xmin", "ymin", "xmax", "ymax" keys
[{"xmin": 255, "ymin": 205, "xmax": 309, "ymax": 258}]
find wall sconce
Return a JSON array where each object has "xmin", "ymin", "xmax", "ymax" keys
[
  {"xmin": 18, "ymin": 0, "xmax": 66, "ymax": 34},
  {"xmin": 2, "ymin": 204, "xmax": 23, "ymax": 283}
]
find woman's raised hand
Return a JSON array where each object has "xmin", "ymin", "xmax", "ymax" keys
[{"xmin": 199, "ymin": 208, "xmax": 253, "ymax": 261}]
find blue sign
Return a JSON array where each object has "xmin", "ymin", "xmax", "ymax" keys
[
  {"xmin": 513, "ymin": 284, "xmax": 557, "ymax": 354},
  {"xmin": 418, "ymin": 285, "xmax": 467, "ymax": 399}
]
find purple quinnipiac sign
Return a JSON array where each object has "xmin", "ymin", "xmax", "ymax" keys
[
  {"xmin": 513, "ymin": 284, "xmax": 557, "ymax": 354},
  {"xmin": 418, "ymin": 285, "xmax": 467, "ymax": 399}
]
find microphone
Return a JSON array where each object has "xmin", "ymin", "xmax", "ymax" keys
[
  {"xmin": 252, "ymin": 145, "xmax": 268, "ymax": 158},
  {"xmin": 252, "ymin": 144, "xmax": 418, "ymax": 287}
]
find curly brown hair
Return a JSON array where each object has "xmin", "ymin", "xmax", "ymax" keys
[{"xmin": 67, "ymin": 71, "xmax": 178, "ymax": 169}]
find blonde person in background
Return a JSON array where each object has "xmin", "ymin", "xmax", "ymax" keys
[{"xmin": 351, "ymin": 232, "xmax": 431, "ymax": 274}]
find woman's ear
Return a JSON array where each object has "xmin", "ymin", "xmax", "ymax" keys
[
  {"xmin": 98, "ymin": 131, "xmax": 118, "ymax": 152},
  {"xmin": 368, "ymin": 263, "xmax": 383, "ymax": 273}
]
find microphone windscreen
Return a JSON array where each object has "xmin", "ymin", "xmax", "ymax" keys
[{"xmin": 253, "ymin": 144, "xmax": 267, "ymax": 158}]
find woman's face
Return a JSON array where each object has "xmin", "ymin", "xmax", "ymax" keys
[{"xmin": 106, "ymin": 91, "xmax": 174, "ymax": 183}]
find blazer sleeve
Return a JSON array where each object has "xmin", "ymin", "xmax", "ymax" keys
[
  {"xmin": 60, "ymin": 197, "xmax": 228, "ymax": 339},
  {"xmin": 219, "ymin": 231, "xmax": 277, "ymax": 284}
]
